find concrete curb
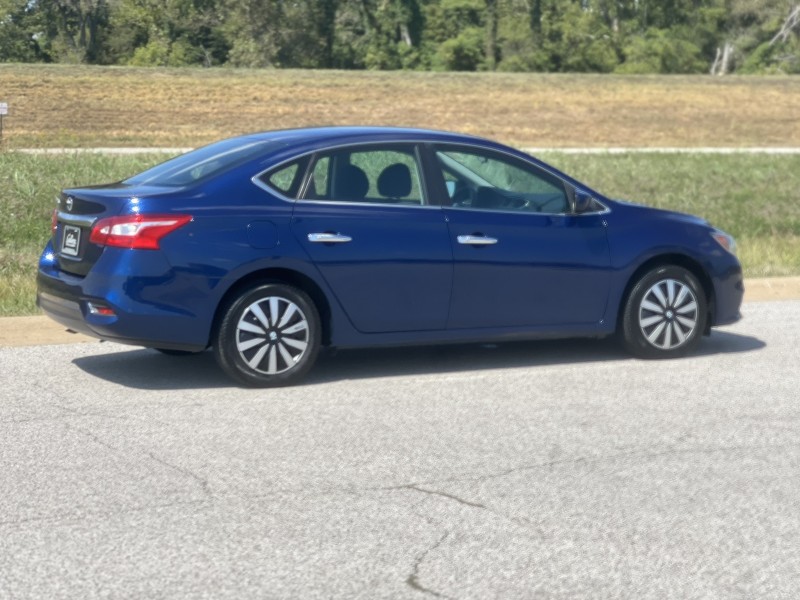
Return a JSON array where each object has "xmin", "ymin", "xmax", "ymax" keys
[{"xmin": 2, "ymin": 277, "xmax": 798, "ymax": 349}]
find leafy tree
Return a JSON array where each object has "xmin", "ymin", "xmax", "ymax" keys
[
  {"xmin": 50, "ymin": 0, "xmax": 111, "ymax": 63},
  {"xmin": 0, "ymin": 0, "xmax": 111, "ymax": 63},
  {"xmin": 225, "ymin": 0, "xmax": 337, "ymax": 68},
  {"xmin": 728, "ymin": 0, "xmax": 800, "ymax": 73},
  {"xmin": 0, "ymin": 0, "xmax": 50, "ymax": 62},
  {"xmin": 607, "ymin": 1, "xmax": 725, "ymax": 73},
  {"xmin": 425, "ymin": 0, "xmax": 487, "ymax": 70},
  {"xmin": 1, "ymin": 0, "xmax": 797, "ymax": 74},
  {"xmin": 494, "ymin": 0, "xmax": 548, "ymax": 71},
  {"xmin": 617, "ymin": 27, "xmax": 706, "ymax": 73},
  {"xmin": 435, "ymin": 25, "xmax": 485, "ymax": 70},
  {"xmin": 99, "ymin": 0, "xmax": 228, "ymax": 66},
  {"xmin": 539, "ymin": 2, "xmax": 620, "ymax": 72},
  {"xmin": 346, "ymin": 0, "xmax": 426, "ymax": 70}
]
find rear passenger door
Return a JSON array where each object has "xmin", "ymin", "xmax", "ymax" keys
[{"xmin": 289, "ymin": 144, "xmax": 453, "ymax": 334}]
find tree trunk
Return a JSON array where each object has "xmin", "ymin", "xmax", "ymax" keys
[
  {"xmin": 710, "ymin": 42, "xmax": 734, "ymax": 76},
  {"xmin": 399, "ymin": 24, "xmax": 412, "ymax": 47},
  {"xmin": 770, "ymin": 5, "xmax": 800, "ymax": 46},
  {"xmin": 486, "ymin": 0, "xmax": 498, "ymax": 70},
  {"xmin": 530, "ymin": 0, "xmax": 542, "ymax": 33}
]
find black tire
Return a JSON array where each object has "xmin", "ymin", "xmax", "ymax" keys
[
  {"xmin": 621, "ymin": 265, "xmax": 707, "ymax": 359},
  {"xmin": 213, "ymin": 283, "xmax": 321, "ymax": 387},
  {"xmin": 153, "ymin": 348, "xmax": 204, "ymax": 356}
]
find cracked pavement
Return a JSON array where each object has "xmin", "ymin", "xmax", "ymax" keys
[{"xmin": 1, "ymin": 301, "xmax": 800, "ymax": 599}]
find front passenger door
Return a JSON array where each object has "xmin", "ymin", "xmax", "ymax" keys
[{"xmin": 433, "ymin": 145, "xmax": 612, "ymax": 330}]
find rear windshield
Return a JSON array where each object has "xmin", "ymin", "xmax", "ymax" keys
[{"xmin": 124, "ymin": 138, "xmax": 280, "ymax": 187}]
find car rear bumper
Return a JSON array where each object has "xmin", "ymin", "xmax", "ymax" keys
[
  {"xmin": 36, "ymin": 290, "xmax": 88, "ymax": 333},
  {"xmin": 36, "ymin": 242, "xmax": 209, "ymax": 352}
]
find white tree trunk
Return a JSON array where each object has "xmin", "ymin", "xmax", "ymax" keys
[
  {"xmin": 770, "ymin": 5, "xmax": 800, "ymax": 46},
  {"xmin": 710, "ymin": 43, "xmax": 733, "ymax": 76}
]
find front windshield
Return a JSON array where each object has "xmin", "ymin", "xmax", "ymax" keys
[{"xmin": 124, "ymin": 138, "xmax": 280, "ymax": 186}]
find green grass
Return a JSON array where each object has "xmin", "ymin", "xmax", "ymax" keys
[
  {"xmin": 1, "ymin": 151, "xmax": 797, "ymax": 316},
  {"xmin": 0, "ymin": 152, "xmax": 169, "ymax": 316}
]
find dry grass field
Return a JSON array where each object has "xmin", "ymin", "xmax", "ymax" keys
[
  {"xmin": 1, "ymin": 65, "xmax": 799, "ymax": 316},
  {"xmin": 1, "ymin": 64, "xmax": 799, "ymax": 148}
]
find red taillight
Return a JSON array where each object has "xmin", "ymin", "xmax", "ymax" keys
[
  {"xmin": 90, "ymin": 214, "xmax": 192, "ymax": 250},
  {"xmin": 51, "ymin": 209, "xmax": 58, "ymax": 236}
]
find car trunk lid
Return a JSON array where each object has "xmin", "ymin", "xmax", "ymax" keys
[{"xmin": 53, "ymin": 184, "xmax": 173, "ymax": 277}]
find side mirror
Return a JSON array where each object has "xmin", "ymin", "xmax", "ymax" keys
[{"xmin": 573, "ymin": 190, "xmax": 597, "ymax": 214}]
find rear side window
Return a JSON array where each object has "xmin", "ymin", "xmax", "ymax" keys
[
  {"xmin": 125, "ymin": 139, "xmax": 280, "ymax": 187},
  {"xmin": 258, "ymin": 157, "xmax": 310, "ymax": 198},
  {"xmin": 301, "ymin": 146, "xmax": 426, "ymax": 205},
  {"xmin": 268, "ymin": 163, "xmax": 299, "ymax": 193}
]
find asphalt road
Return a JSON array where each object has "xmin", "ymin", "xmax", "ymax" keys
[{"xmin": 1, "ymin": 301, "xmax": 798, "ymax": 599}]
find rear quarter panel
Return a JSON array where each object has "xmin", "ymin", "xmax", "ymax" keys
[{"xmin": 141, "ymin": 176, "xmax": 359, "ymax": 347}]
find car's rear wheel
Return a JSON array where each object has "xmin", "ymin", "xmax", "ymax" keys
[
  {"xmin": 213, "ymin": 283, "xmax": 321, "ymax": 387},
  {"xmin": 621, "ymin": 265, "xmax": 707, "ymax": 359}
]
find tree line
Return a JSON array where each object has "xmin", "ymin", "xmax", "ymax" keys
[{"xmin": 1, "ymin": 0, "xmax": 799, "ymax": 74}]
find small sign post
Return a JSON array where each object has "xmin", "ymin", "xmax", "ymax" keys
[{"xmin": 0, "ymin": 102, "xmax": 7, "ymax": 146}]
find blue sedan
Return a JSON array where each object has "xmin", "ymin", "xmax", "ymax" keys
[{"xmin": 37, "ymin": 127, "xmax": 743, "ymax": 386}]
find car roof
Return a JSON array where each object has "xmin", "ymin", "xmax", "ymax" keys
[
  {"xmin": 219, "ymin": 126, "xmax": 601, "ymax": 199},
  {"xmin": 238, "ymin": 126, "xmax": 488, "ymax": 148}
]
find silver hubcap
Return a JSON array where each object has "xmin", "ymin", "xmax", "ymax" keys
[
  {"xmin": 639, "ymin": 279, "xmax": 698, "ymax": 351},
  {"xmin": 236, "ymin": 296, "xmax": 309, "ymax": 375}
]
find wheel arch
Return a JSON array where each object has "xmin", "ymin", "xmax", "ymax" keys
[
  {"xmin": 617, "ymin": 254, "xmax": 715, "ymax": 336},
  {"xmin": 210, "ymin": 268, "xmax": 333, "ymax": 347}
]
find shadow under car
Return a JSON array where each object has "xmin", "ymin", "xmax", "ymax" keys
[{"xmin": 71, "ymin": 330, "xmax": 766, "ymax": 391}]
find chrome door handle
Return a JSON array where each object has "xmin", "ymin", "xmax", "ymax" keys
[
  {"xmin": 308, "ymin": 233, "xmax": 352, "ymax": 243},
  {"xmin": 457, "ymin": 235, "xmax": 498, "ymax": 245}
]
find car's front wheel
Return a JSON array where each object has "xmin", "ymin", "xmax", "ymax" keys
[
  {"xmin": 621, "ymin": 265, "xmax": 707, "ymax": 359},
  {"xmin": 213, "ymin": 283, "xmax": 321, "ymax": 387}
]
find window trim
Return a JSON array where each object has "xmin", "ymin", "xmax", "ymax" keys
[
  {"xmin": 251, "ymin": 138, "xmax": 609, "ymax": 215},
  {"xmin": 251, "ymin": 141, "xmax": 435, "ymax": 208}
]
